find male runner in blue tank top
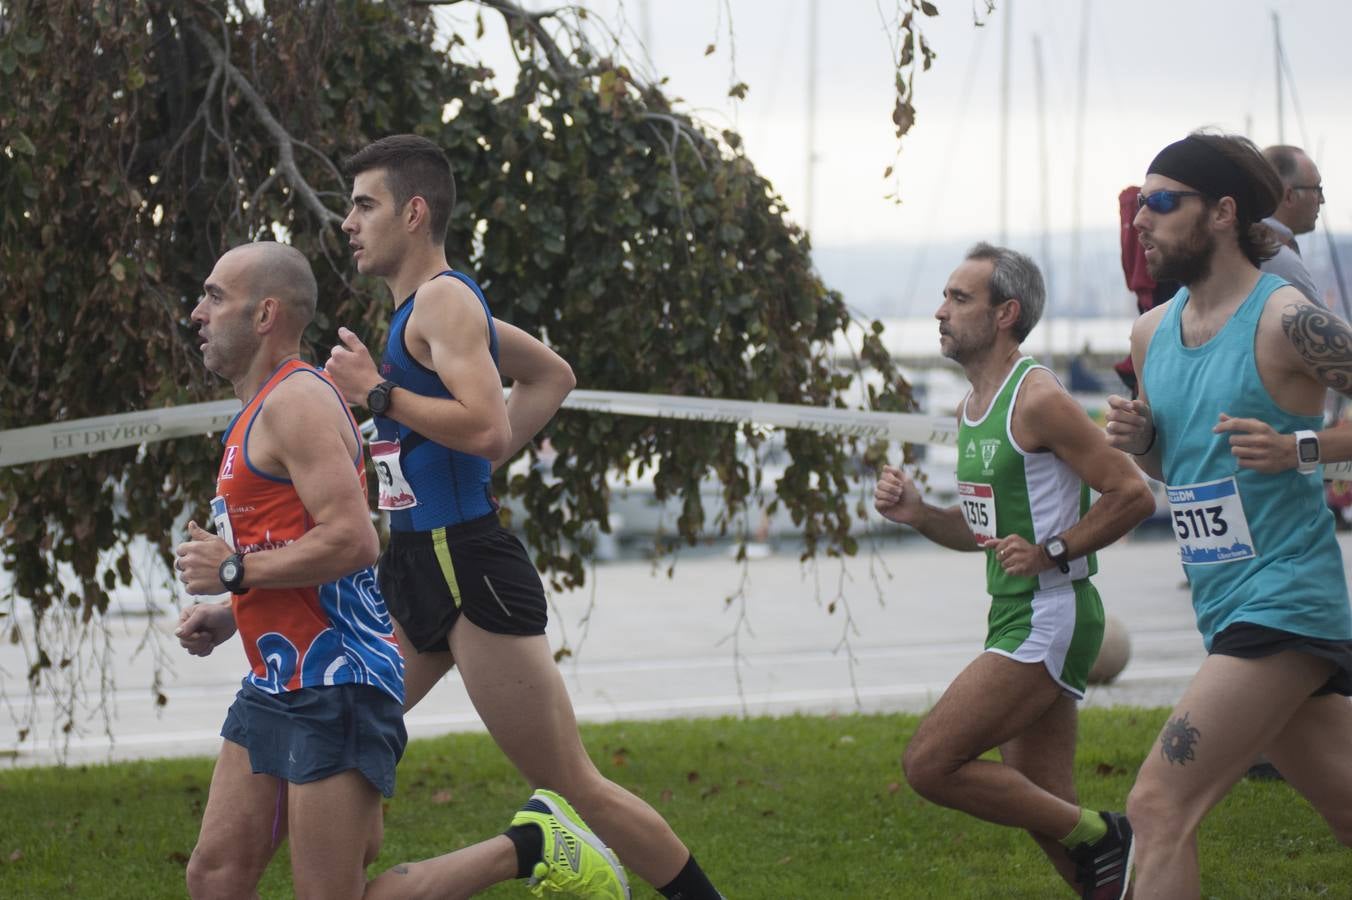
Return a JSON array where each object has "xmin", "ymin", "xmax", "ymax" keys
[
  {"xmin": 325, "ymin": 134, "xmax": 724, "ymax": 900},
  {"xmin": 1106, "ymin": 131, "xmax": 1352, "ymax": 897}
]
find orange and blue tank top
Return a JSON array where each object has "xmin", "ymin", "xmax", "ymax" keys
[{"xmin": 214, "ymin": 359, "xmax": 404, "ymax": 703}]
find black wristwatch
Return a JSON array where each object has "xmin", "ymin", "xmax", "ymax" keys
[
  {"xmin": 366, "ymin": 380, "xmax": 398, "ymax": 416},
  {"xmin": 219, "ymin": 553, "xmax": 247, "ymax": 594},
  {"xmin": 1042, "ymin": 535, "xmax": 1071, "ymax": 574}
]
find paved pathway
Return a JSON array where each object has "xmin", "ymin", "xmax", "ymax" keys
[{"xmin": 3, "ymin": 530, "xmax": 1349, "ymax": 768}]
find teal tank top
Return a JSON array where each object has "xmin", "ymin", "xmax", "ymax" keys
[{"xmin": 1142, "ymin": 272, "xmax": 1350, "ymax": 647}]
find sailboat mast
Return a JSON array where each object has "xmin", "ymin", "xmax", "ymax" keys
[
  {"xmin": 1033, "ymin": 33, "xmax": 1053, "ymax": 359},
  {"xmin": 1069, "ymin": 0, "xmax": 1091, "ymax": 329},
  {"xmin": 1273, "ymin": 11, "xmax": 1284, "ymax": 142},
  {"xmin": 999, "ymin": 0, "xmax": 1012, "ymax": 244},
  {"xmin": 805, "ymin": 0, "xmax": 818, "ymax": 235}
]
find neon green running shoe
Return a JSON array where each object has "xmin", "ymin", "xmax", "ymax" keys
[{"xmin": 511, "ymin": 789, "xmax": 630, "ymax": 899}]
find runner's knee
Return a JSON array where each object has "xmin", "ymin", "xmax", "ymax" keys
[
  {"xmin": 186, "ymin": 843, "xmax": 260, "ymax": 900},
  {"xmin": 902, "ymin": 739, "xmax": 961, "ymax": 802},
  {"xmin": 1125, "ymin": 776, "xmax": 1189, "ymax": 844}
]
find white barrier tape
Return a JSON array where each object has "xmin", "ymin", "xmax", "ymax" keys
[
  {"xmin": 4, "ymin": 390, "xmax": 1351, "ymax": 481},
  {"xmin": 564, "ymin": 390, "xmax": 960, "ymax": 447},
  {"xmin": 0, "ymin": 400, "xmax": 242, "ymax": 468}
]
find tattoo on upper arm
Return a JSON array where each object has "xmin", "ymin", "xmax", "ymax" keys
[
  {"xmin": 1160, "ymin": 711, "xmax": 1201, "ymax": 765},
  {"xmin": 1282, "ymin": 304, "xmax": 1352, "ymax": 395}
]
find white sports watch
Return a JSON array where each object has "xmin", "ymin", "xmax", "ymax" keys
[{"xmin": 1295, "ymin": 429, "xmax": 1320, "ymax": 475}]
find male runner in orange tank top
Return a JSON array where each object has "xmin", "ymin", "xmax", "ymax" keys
[{"xmin": 175, "ymin": 242, "xmax": 626, "ymax": 900}]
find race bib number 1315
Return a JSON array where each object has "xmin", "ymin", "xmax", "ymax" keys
[{"xmin": 957, "ymin": 481, "xmax": 997, "ymax": 544}]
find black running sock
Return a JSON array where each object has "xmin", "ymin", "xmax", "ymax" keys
[
  {"xmin": 502, "ymin": 823, "xmax": 544, "ymax": 879},
  {"xmin": 658, "ymin": 854, "xmax": 723, "ymax": 900}
]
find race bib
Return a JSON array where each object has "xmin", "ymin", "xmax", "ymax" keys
[
  {"xmin": 211, "ymin": 495, "xmax": 236, "ymax": 550},
  {"xmin": 1166, "ymin": 476, "xmax": 1255, "ymax": 565},
  {"xmin": 957, "ymin": 481, "xmax": 997, "ymax": 544},
  {"xmin": 370, "ymin": 439, "xmax": 419, "ymax": 510}
]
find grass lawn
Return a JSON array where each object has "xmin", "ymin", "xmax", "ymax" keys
[{"xmin": 0, "ymin": 709, "xmax": 1347, "ymax": 898}]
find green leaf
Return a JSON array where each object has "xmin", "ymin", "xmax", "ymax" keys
[
  {"xmin": 17, "ymin": 33, "xmax": 46, "ymax": 55},
  {"xmin": 10, "ymin": 132, "xmax": 36, "ymax": 156}
]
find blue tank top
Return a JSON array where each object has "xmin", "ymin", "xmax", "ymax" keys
[
  {"xmin": 1143, "ymin": 272, "xmax": 1350, "ymax": 647},
  {"xmin": 375, "ymin": 270, "xmax": 501, "ymax": 532}
]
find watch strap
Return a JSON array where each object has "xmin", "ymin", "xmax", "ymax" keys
[
  {"xmin": 367, "ymin": 380, "xmax": 397, "ymax": 414},
  {"xmin": 219, "ymin": 552, "xmax": 247, "ymax": 594},
  {"xmin": 1043, "ymin": 535, "xmax": 1071, "ymax": 574},
  {"xmin": 1295, "ymin": 429, "xmax": 1319, "ymax": 474}
]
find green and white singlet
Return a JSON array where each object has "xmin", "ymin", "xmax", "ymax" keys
[{"xmin": 956, "ymin": 356, "xmax": 1104, "ymax": 695}]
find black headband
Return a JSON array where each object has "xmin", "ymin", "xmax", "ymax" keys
[{"xmin": 1146, "ymin": 136, "xmax": 1266, "ymax": 222}]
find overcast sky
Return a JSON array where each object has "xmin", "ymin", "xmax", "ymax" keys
[{"xmin": 434, "ymin": 0, "xmax": 1351, "ymax": 251}]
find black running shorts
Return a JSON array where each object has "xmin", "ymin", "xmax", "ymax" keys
[
  {"xmin": 1211, "ymin": 621, "xmax": 1352, "ymax": 697},
  {"xmin": 377, "ymin": 512, "xmax": 548, "ymax": 652}
]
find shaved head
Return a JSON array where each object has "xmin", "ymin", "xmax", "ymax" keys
[{"xmin": 221, "ymin": 242, "xmax": 318, "ymax": 331}]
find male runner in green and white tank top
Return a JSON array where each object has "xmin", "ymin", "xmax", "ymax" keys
[
  {"xmin": 876, "ymin": 243, "xmax": 1155, "ymax": 900},
  {"xmin": 956, "ymin": 354, "xmax": 1104, "ymax": 696}
]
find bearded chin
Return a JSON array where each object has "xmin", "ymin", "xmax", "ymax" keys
[
  {"xmin": 1149, "ymin": 228, "xmax": 1216, "ymax": 286},
  {"xmin": 1151, "ymin": 250, "xmax": 1211, "ymax": 286}
]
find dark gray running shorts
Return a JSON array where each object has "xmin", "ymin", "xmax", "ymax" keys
[{"xmin": 221, "ymin": 681, "xmax": 407, "ymax": 797}]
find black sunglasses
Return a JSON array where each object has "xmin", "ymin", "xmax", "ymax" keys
[{"xmin": 1136, "ymin": 190, "xmax": 1206, "ymax": 214}]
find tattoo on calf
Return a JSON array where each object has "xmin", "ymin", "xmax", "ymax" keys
[
  {"xmin": 1282, "ymin": 304, "xmax": 1352, "ymax": 395},
  {"xmin": 1160, "ymin": 711, "xmax": 1201, "ymax": 765}
]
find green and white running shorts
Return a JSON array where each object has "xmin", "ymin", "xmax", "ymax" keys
[{"xmin": 984, "ymin": 579, "xmax": 1105, "ymax": 698}]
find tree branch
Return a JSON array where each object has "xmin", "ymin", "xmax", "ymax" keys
[
  {"xmin": 415, "ymin": 0, "xmax": 576, "ymax": 73},
  {"xmin": 188, "ymin": 24, "xmax": 345, "ymax": 229}
]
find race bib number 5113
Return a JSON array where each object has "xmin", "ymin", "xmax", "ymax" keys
[{"xmin": 1166, "ymin": 476, "xmax": 1255, "ymax": 565}]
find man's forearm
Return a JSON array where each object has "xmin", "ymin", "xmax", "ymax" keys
[
  {"xmin": 913, "ymin": 503, "xmax": 983, "ymax": 552},
  {"xmin": 385, "ymin": 387, "xmax": 511, "ymax": 461},
  {"xmin": 1317, "ymin": 418, "xmax": 1352, "ymax": 465},
  {"xmin": 236, "ymin": 523, "xmax": 377, "ymax": 590},
  {"xmin": 1060, "ymin": 485, "xmax": 1155, "ymax": 561},
  {"xmin": 1130, "ymin": 443, "xmax": 1165, "ymax": 482},
  {"xmin": 494, "ymin": 382, "xmax": 570, "ymax": 470}
]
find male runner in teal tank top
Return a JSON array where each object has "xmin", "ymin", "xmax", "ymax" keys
[
  {"xmin": 876, "ymin": 243, "xmax": 1155, "ymax": 899},
  {"xmin": 1106, "ymin": 131, "xmax": 1352, "ymax": 898}
]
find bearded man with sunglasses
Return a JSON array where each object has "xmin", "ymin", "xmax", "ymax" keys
[{"xmin": 1106, "ymin": 131, "xmax": 1352, "ymax": 897}]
